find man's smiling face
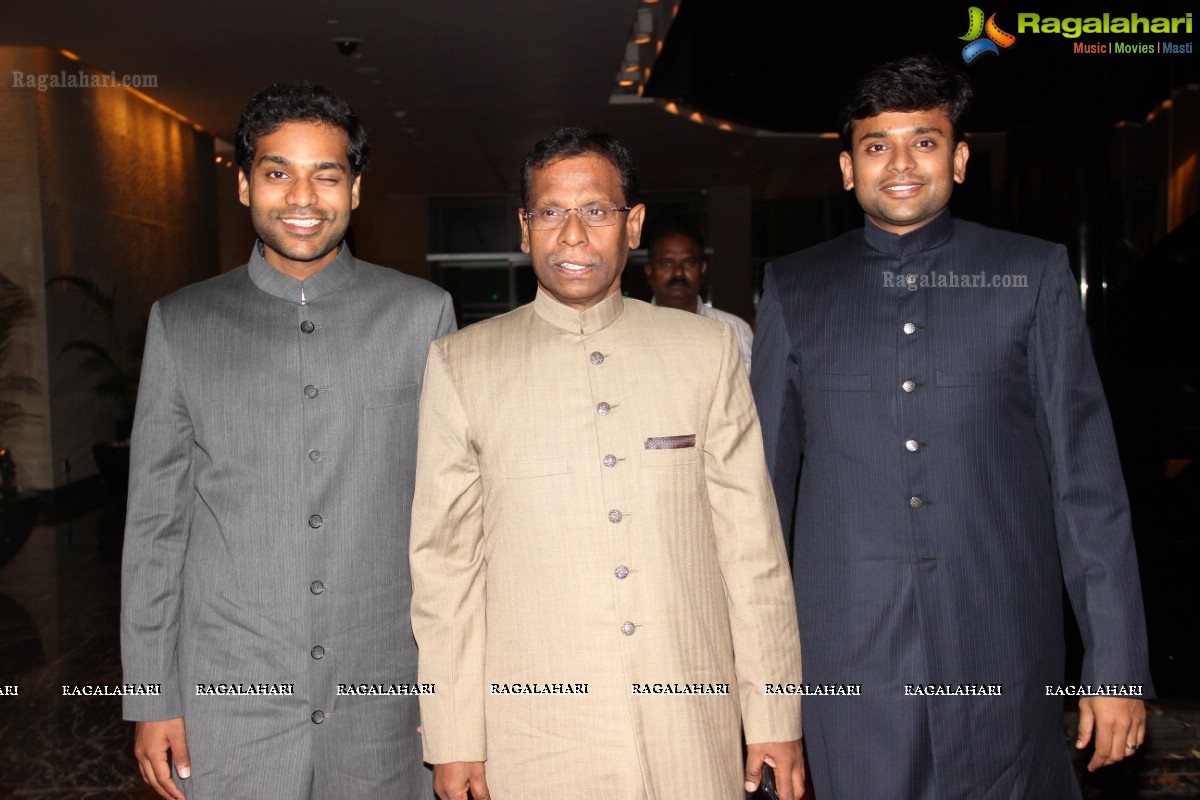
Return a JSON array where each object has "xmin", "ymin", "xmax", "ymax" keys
[
  {"xmin": 839, "ymin": 107, "xmax": 969, "ymax": 235},
  {"xmin": 238, "ymin": 120, "xmax": 361, "ymax": 278}
]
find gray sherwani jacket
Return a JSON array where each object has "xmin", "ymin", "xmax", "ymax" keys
[
  {"xmin": 752, "ymin": 212, "xmax": 1152, "ymax": 800},
  {"xmin": 121, "ymin": 244, "xmax": 454, "ymax": 799}
]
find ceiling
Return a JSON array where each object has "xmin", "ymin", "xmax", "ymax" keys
[
  {"xmin": 3, "ymin": 0, "xmax": 844, "ymax": 200},
  {"xmin": 5, "ymin": 1, "xmax": 1195, "ymax": 201}
]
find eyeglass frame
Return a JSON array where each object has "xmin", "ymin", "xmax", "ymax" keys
[{"xmin": 521, "ymin": 203, "xmax": 635, "ymax": 230}]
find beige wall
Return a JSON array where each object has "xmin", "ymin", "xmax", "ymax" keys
[{"xmin": 1, "ymin": 47, "xmax": 219, "ymax": 488}]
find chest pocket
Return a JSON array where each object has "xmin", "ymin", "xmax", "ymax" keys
[
  {"xmin": 501, "ymin": 457, "xmax": 569, "ymax": 479},
  {"xmin": 812, "ymin": 372, "xmax": 871, "ymax": 391},
  {"xmin": 365, "ymin": 384, "xmax": 418, "ymax": 410},
  {"xmin": 935, "ymin": 369, "xmax": 1001, "ymax": 388}
]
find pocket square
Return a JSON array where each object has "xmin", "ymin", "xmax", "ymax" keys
[{"xmin": 645, "ymin": 434, "xmax": 696, "ymax": 450}]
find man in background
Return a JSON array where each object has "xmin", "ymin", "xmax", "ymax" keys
[
  {"xmin": 121, "ymin": 82, "xmax": 454, "ymax": 799},
  {"xmin": 645, "ymin": 225, "xmax": 754, "ymax": 373},
  {"xmin": 752, "ymin": 56, "xmax": 1150, "ymax": 798},
  {"xmin": 411, "ymin": 127, "xmax": 803, "ymax": 800}
]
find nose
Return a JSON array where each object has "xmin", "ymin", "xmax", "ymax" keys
[
  {"xmin": 558, "ymin": 209, "xmax": 590, "ymax": 246},
  {"xmin": 286, "ymin": 176, "xmax": 317, "ymax": 207},
  {"xmin": 887, "ymin": 146, "xmax": 915, "ymax": 173}
]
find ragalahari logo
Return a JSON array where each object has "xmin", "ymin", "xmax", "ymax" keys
[{"xmin": 960, "ymin": 7, "xmax": 1017, "ymax": 62}]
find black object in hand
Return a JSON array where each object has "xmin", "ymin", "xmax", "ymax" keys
[{"xmin": 753, "ymin": 762, "xmax": 780, "ymax": 800}]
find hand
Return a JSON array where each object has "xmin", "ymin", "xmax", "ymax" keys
[
  {"xmin": 134, "ymin": 718, "xmax": 191, "ymax": 800},
  {"xmin": 433, "ymin": 761, "xmax": 490, "ymax": 800},
  {"xmin": 1076, "ymin": 696, "xmax": 1146, "ymax": 771},
  {"xmin": 746, "ymin": 740, "xmax": 805, "ymax": 799}
]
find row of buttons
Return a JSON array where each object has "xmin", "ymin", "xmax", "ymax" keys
[
  {"xmin": 301, "ymin": 313, "xmax": 325, "ymax": 724},
  {"xmin": 591, "ymin": 350, "xmax": 637, "ymax": 638},
  {"xmin": 903, "ymin": 319, "xmax": 927, "ymax": 511}
]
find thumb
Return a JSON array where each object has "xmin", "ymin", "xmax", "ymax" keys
[
  {"xmin": 745, "ymin": 751, "xmax": 766, "ymax": 792},
  {"xmin": 171, "ymin": 729, "xmax": 192, "ymax": 779},
  {"xmin": 1075, "ymin": 698, "xmax": 1095, "ymax": 749}
]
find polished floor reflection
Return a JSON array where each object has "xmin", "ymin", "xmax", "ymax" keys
[
  {"xmin": 0, "ymin": 501, "xmax": 1196, "ymax": 799},
  {"xmin": 0, "ymin": 503, "xmax": 156, "ymax": 799}
]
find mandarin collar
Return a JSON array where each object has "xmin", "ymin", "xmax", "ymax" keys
[
  {"xmin": 533, "ymin": 287, "xmax": 625, "ymax": 335},
  {"xmin": 863, "ymin": 209, "xmax": 954, "ymax": 257},
  {"xmin": 247, "ymin": 240, "xmax": 356, "ymax": 303}
]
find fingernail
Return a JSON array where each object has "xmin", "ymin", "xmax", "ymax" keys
[
  {"xmin": 745, "ymin": 781, "xmax": 756, "ymax": 792},
  {"xmin": 179, "ymin": 766, "xmax": 190, "ymax": 778}
]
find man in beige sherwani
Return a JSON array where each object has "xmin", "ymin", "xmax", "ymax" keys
[{"xmin": 410, "ymin": 127, "xmax": 804, "ymax": 800}]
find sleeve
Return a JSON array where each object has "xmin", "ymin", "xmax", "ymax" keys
[
  {"xmin": 120, "ymin": 303, "xmax": 195, "ymax": 720},
  {"xmin": 1029, "ymin": 246, "xmax": 1153, "ymax": 694},
  {"xmin": 409, "ymin": 339, "xmax": 488, "ymax": 762},
  {"xmin": 704, "ymin": 323, "xmax": 803, "ymax": 744},
  {"xmin": 750, "ymin": 265, "xmax": 805, "ymax": 538}
]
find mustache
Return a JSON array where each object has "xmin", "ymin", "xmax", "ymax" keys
[{"xmin": 666, "ymin": 277, "xmax": 692, "ymax": 288}]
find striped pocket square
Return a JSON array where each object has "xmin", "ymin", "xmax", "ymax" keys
[{"xmin": 645, "ymin": 434, "xmax": 696, "ymax": 450}]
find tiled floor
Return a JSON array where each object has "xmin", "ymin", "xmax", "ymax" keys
[{"xmin": 1, "ymin": 501, "xmax": 1196, "ymax": 799}]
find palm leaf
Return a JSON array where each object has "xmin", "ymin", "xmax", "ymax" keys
[{"xmin": 46, "ymin": 276, "xmax": 115, "ymax": 321}]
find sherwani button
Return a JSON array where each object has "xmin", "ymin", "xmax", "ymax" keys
[
  {"xmin": 311, "ymin": 710, "xmax": 325, "ymax": 724},
  {"xmin": 308, "ymin": 449, "xmax": 323, "ymax": 463},
  {"xmin": 310, "ymin": 580, "xmax": 325, "ymax": 595},
  {"xmin": 905, "ymin": 273, "xmax": 919, "ymax": 285},
  {"xmin": 304, "ymin": 385, "xmax": 318, "ymax": 399},
  {"xmin": 620, "ymin": 621, "xmax": 636, "ymax": 636},
  {"xmin": 308, "ymin": 514, "xmax": 323, "ymax": 528},
  {"xmin": 614, "ymin": 565, "xmax": 630, "ymax": 579},
  {"xmin": 310, "ymin": 645, "xmax": 325, "ymax": 659},
  {"xmin": 909, "ymin": 496, "xmax": 925, "ymax": 509},
  {"xmin": 300, "ymin": 320, "xmax": 315, "ymax": 334},
  {"xmin": 590, "ymin": 351, "xmax": 605, "ymax": 365},
  {"xmin": 902, "ymin": 380, "xmax": 918, "ymax": 393},
  {"xmin": 903, "ymin": 322, "xmax": 918, "ymax": 335},
  {"xmin": 905, "ymin": 439, "xmax": 921, "ymax": 452},
  {"xmin": 603, "ymin": 454, "xmax": 618, "ymax": 468},
  {"xmin": 596, "ymin": 402, "xmax": 611, "ymax": 416},
  {"xmin": 608, "ymin": 509, "xmax": 623, "ymax": 523}
]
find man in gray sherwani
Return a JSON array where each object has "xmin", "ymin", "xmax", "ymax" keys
[{"xmin": 120, "ymin": 83, "xmax": 454, "ymax": 799}]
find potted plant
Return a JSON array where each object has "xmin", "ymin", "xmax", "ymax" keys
[
  {"xmin": 0, "ymin": 273, "xmax": 42, "ymax": 567},
  {"xmin": 46, "ymin": 276, "xmax": 143, "ymax": 494}
]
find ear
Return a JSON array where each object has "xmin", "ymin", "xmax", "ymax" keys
[
  {"xmin": 237, "ymin": 170, "xmax": 251, "ymax": 208},
  {"xmin": 644, "ymin": 262, "xmax": 653, "ymax": 283},
  {"xmin": 952, "ymin": 140, "xmax": 970, "ymax": 184},
  {"xmin": 625, "ymin": 204, "xmax": 646, "ymax": 250},
  {"xmin": 699, "ymin": 259, "xmax": 709, "ymax": 277},
  {"xmin": 350, "ymin": 174, "xmax": 362, "ymax": 209},
  {"xmin": 838, "ymin": 152, "xmax": 855, "ymax": 191},
  {"xmin": 518, "ymin": 210, "xmax": 531, "ymax": 254}
]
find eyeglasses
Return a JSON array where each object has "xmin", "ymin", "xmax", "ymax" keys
[{"xmin": 523, "ymin": 203, "xmax": 632, "ymax": 230}]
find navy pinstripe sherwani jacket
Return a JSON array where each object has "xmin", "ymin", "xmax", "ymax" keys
[{"xmin": 751, "ymin": 211, "xmax": 1152, "ymax": 800}]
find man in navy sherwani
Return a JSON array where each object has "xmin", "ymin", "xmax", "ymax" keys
[{"xmin": 751, "ymin": 56, "xmax": 1151, "ymax": 799}]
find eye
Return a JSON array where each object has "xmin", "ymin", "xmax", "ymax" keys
[
  {"xmin": 581, "ymin": 204, "xmax": 609, "ymax": 220},
  {"xmin": 537, "ymin": 208, "xmax": 565, "ymax": 220},
  {"xmin": 865, "ymin": 143, "xmax": 886, "ymax": 153},
  {"xmin": 267, "ymin": 170, "xmax": 289, "ymax": 180},
  {"xmin": 915, "ymin": 139, "xmax": 936, "ymax": 149}
]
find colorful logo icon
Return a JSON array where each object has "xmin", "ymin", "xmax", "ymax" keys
[{"xmin": 960, "ymin": 7, "xmax": 1017, "ymax": 62}]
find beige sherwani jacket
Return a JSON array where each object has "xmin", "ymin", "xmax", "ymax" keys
[{"xmin": 410, "ymin": 289, "xmax": 801, "ymax": 799}]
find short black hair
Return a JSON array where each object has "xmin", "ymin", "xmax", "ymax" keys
[
  {"xmin": 520, "ymin": 127, "xmax": 640, "ymax": 208},
  {"xmin": 646, "ymin": 223, "xmax": 705, "ymax": 257},
  {"xmin": 235, "ymin": 82, "xmax": 370, "ymax": 176},
  {"xmin": 839, "ymin": 55, "xmax": 972, "ymax": 150}
]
